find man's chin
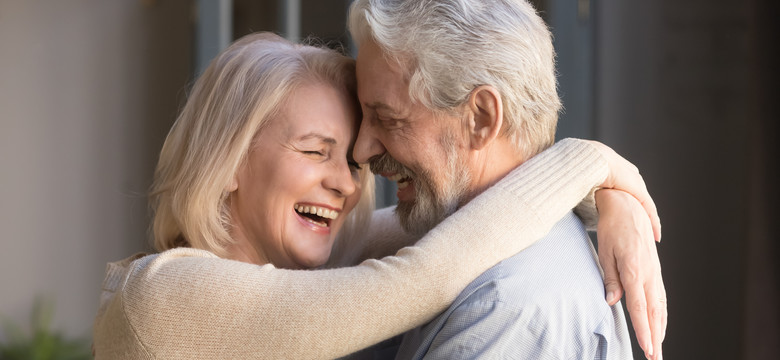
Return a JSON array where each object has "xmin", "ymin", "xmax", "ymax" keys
[{"xmin": 395, "ymin": 200, "xmax": 449, "ymax": 236}]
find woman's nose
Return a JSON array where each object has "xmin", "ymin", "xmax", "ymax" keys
[{"xmin": 323, "ymin": 160, "xmax": 357, "ymax": 197}]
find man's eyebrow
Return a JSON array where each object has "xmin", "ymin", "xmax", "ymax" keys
[
  {"xmin": 297, "ymin": 132, "xmax": 337, "ymax": 145},
  {"xmin": 365, "ymin": 101, "xmax": 404, "ymax": 116}
]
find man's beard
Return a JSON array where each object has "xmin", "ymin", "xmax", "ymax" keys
[{"xmin": 370, "ymin": 133, "xmax": 471, "ymax": 236}]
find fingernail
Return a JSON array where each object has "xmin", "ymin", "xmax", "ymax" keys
[{"xmin": 606, "ymin": 291, "xmax": 616, "ymax": 304}]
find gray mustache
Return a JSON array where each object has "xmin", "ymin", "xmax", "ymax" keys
[{"xmin": 369, "ymin": 153, "xmax": 412, "ymax": 178}]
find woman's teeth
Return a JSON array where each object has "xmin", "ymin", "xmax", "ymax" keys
[{"xmin": 294, "ymin": 204, "xmax": 339, "ymax": 220}]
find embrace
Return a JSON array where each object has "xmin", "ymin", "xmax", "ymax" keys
[{"xmin": 93, "ymin": 1, "xmax": 666, "ymax": 359}]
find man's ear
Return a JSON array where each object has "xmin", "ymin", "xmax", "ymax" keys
[{"xmin": 466, "ymin": 85, "xmax": 503, "ymax": 150}]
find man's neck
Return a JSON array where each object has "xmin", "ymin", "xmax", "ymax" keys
[{"xmin": 460, "ymin": 139, "xmax": 526, "ymax": 206}]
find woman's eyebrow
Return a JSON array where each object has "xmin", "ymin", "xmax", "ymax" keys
[{"xmin": 297, "ymin": 132, "xmax": 337, "ymax": 145}]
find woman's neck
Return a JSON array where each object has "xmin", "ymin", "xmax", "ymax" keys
[{"xmin": 225, "ymin": 232, "xmax": 270, "ymax": 266}]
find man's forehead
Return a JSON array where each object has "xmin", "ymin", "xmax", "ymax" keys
[{"xmin": 356, "ymin": 40, "xmax": 410, "ymax": 112}]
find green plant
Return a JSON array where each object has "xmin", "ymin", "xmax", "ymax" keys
[{"xmin": 0, "ymin": 298, "xmax": 92, "ymax": 360}]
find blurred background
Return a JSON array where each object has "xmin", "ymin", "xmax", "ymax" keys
[{"xmin": 0, "ymin": 0, "xmax": 777, "ymax": 358}]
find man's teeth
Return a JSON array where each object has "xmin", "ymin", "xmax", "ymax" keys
[
  {"xmin": 387, "ymin": 173, "xmax": 410, "ymax": 189},
  {"xmin": 293, "ymin": 204, "xmax": 339, "ymax": 220},
  {"xmin": 387, "ymin": 173, "xmax": 404, "ymax": 182}
]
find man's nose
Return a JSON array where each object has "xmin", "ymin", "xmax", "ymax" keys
[{"xmin": 353, "ymin": 116, "xmax": 386, "ymax": 164}]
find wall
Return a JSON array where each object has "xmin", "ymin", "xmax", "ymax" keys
[
  {"xmin": 0, "ymin": 0, "xmax": 192, "ymax": 338},
  {"xmin": 593, "ymin": 0, "xmax": 779, "ymax": 358}
]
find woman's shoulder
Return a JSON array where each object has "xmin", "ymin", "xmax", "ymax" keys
[
  {"xmin": 128, "ymin": 247, "xmax": 220, "ymax": 267},
  {"xmin": 100, "ymin": 252, "xmax": 148, "ymax": 295},
  {"xmin": 94, "ymin": 248, "xmax": 224, "ymax": 357},
  {"xmin": 94, "ymin": 248, "xmax": 224, "ymax": 339},
  {"xmin": 102, "ymin": 248, "xmax": 218, "ymax": 289},
  {"xmin": 99, "ymin": 248, "xmax": 221, "ymax": 310}
]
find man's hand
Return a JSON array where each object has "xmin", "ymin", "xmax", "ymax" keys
[{"xmin": 596, "ymin": 189, "xmax": 666, "ymax": 360}]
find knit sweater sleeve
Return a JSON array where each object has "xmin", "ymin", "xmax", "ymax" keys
[
  {"xmin": 326, "ymin": 206, "xmax": 416, "ymax": 267},
  {"xmin": 329, "ymin": 141, "xmax": 602, "ymax": 266},
  {"xmin": 94, "ymin": 138, "xmax": 607, "ymax": 360},
  {"xmin": 574, "ymin": 187, "xmax": 600, "ymax": 231}
]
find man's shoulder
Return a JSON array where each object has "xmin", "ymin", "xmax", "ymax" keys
[
  {"xmin": 408, "ymin": 213, "xmax": 630, "ymax": 358},
  {"xmin": 457, "ymin": 212, "xmax": 606, "ymax": 308}
]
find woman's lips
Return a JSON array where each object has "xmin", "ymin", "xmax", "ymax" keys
[
  {"xmin": 294, "ymin": 211, "xmax": 331, "ymax": 234},
  {"xmin": 293, "ymin": 203, "xmax": 341, "ymax": 234}
]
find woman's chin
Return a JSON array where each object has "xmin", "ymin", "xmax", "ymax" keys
[{"xmin": 293, "ymin": 250, "xmax": 332, "ymax": 269}]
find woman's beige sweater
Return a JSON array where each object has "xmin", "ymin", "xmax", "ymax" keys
[{"xmin": 92, "ymin": 138, "xmax": 608, "ymax": 360}]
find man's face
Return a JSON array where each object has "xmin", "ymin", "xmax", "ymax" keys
[{"xmin": 354, "ymin": 40, "xmax": 472, "ymax": 235}]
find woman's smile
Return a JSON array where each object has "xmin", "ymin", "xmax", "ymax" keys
[{"xmin": 293, "ymin": 203, "xmax": 342, "ymax": 233}]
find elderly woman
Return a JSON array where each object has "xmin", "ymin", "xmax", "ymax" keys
[{"xmin": 93, "ymin": 32, "xmax": 659, "ymax": 359}]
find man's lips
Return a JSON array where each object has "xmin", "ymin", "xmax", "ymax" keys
[
  {"xmin": 395, "ymin": 179, "xmax": 415, "ymax": 202},
  {"xmin": 384, "ymin": 173, "xmax": 412, "ymax": 189},
  {"xmin": 381, "ymin": 173, "xmax": 415, "ymax": 201}
]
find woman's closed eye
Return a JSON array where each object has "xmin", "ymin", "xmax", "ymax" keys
[{"xmin": 348, "ymin": 160, "xmax": 361, "ymax": 171}]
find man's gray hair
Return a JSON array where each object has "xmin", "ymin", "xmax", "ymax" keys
[{"xmin": 348, "ymin": 0, "xmax": 561, "ymax": 159}]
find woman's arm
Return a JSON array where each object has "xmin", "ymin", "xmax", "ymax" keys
[
  {"xmin": 326, "ymin": 206, "xmax": 416, "ymax": 267},
  {"xmin": 595, "ymin": 189, "xmax": 666, "ymax": 360},
  {"xmin": 328, "ymin": 140, "xmax": 607, "ymax": 267},
  {"xmin": 335, "ymin": 184, "xmax": 599, "ymax": 265},
  {"xmin": 327, "ymin": 138, "xmax": 666, "ymax": 359},
  {"xmin": 95, "ymin": 138, "xmax": 608, "ymax": 359}
]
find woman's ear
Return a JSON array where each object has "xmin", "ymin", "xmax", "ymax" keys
[
  {"xmin": 466, "ymin": 85, "xmax": 503, "ymax": 150},
  {"xmin": 225, "ymin": 175, "xmax": 239, "ymax": 193}
]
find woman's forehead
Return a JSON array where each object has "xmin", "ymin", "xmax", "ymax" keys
[{"xmin": 256, "ymin": 83, "xmax": 357, "ymax": 147}]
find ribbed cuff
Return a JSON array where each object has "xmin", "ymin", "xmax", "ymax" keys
[{"xmin": 574, "ymin": 187, "xmax": 600, "ymax": 231}]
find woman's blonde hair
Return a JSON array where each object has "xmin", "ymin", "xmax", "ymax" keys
[{"xmin": 150, "ymin": 32, "xmax": 375, "ymax": 257}]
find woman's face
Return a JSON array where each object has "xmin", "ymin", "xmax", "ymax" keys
[{"xmin": 229, "ymin": 83, "xmax": 362, "ymax": 269}]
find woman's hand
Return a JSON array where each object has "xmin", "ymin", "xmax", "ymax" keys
[
  {"xmin": 586, "ymin": 140, "xmax": 662, "ymax": 242},
  {"xmin": 596, "ymin": 189, "xmax": 666, "ymax": 360}
]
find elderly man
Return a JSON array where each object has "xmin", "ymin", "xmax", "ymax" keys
[{"xmin": 347, "ymin": 0, "xmax": 665, "ymax": 359}]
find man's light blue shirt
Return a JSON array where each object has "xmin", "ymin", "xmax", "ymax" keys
[{"xmin": 395, "ymin": 212, "xmax": 632, "ymax": 359}]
